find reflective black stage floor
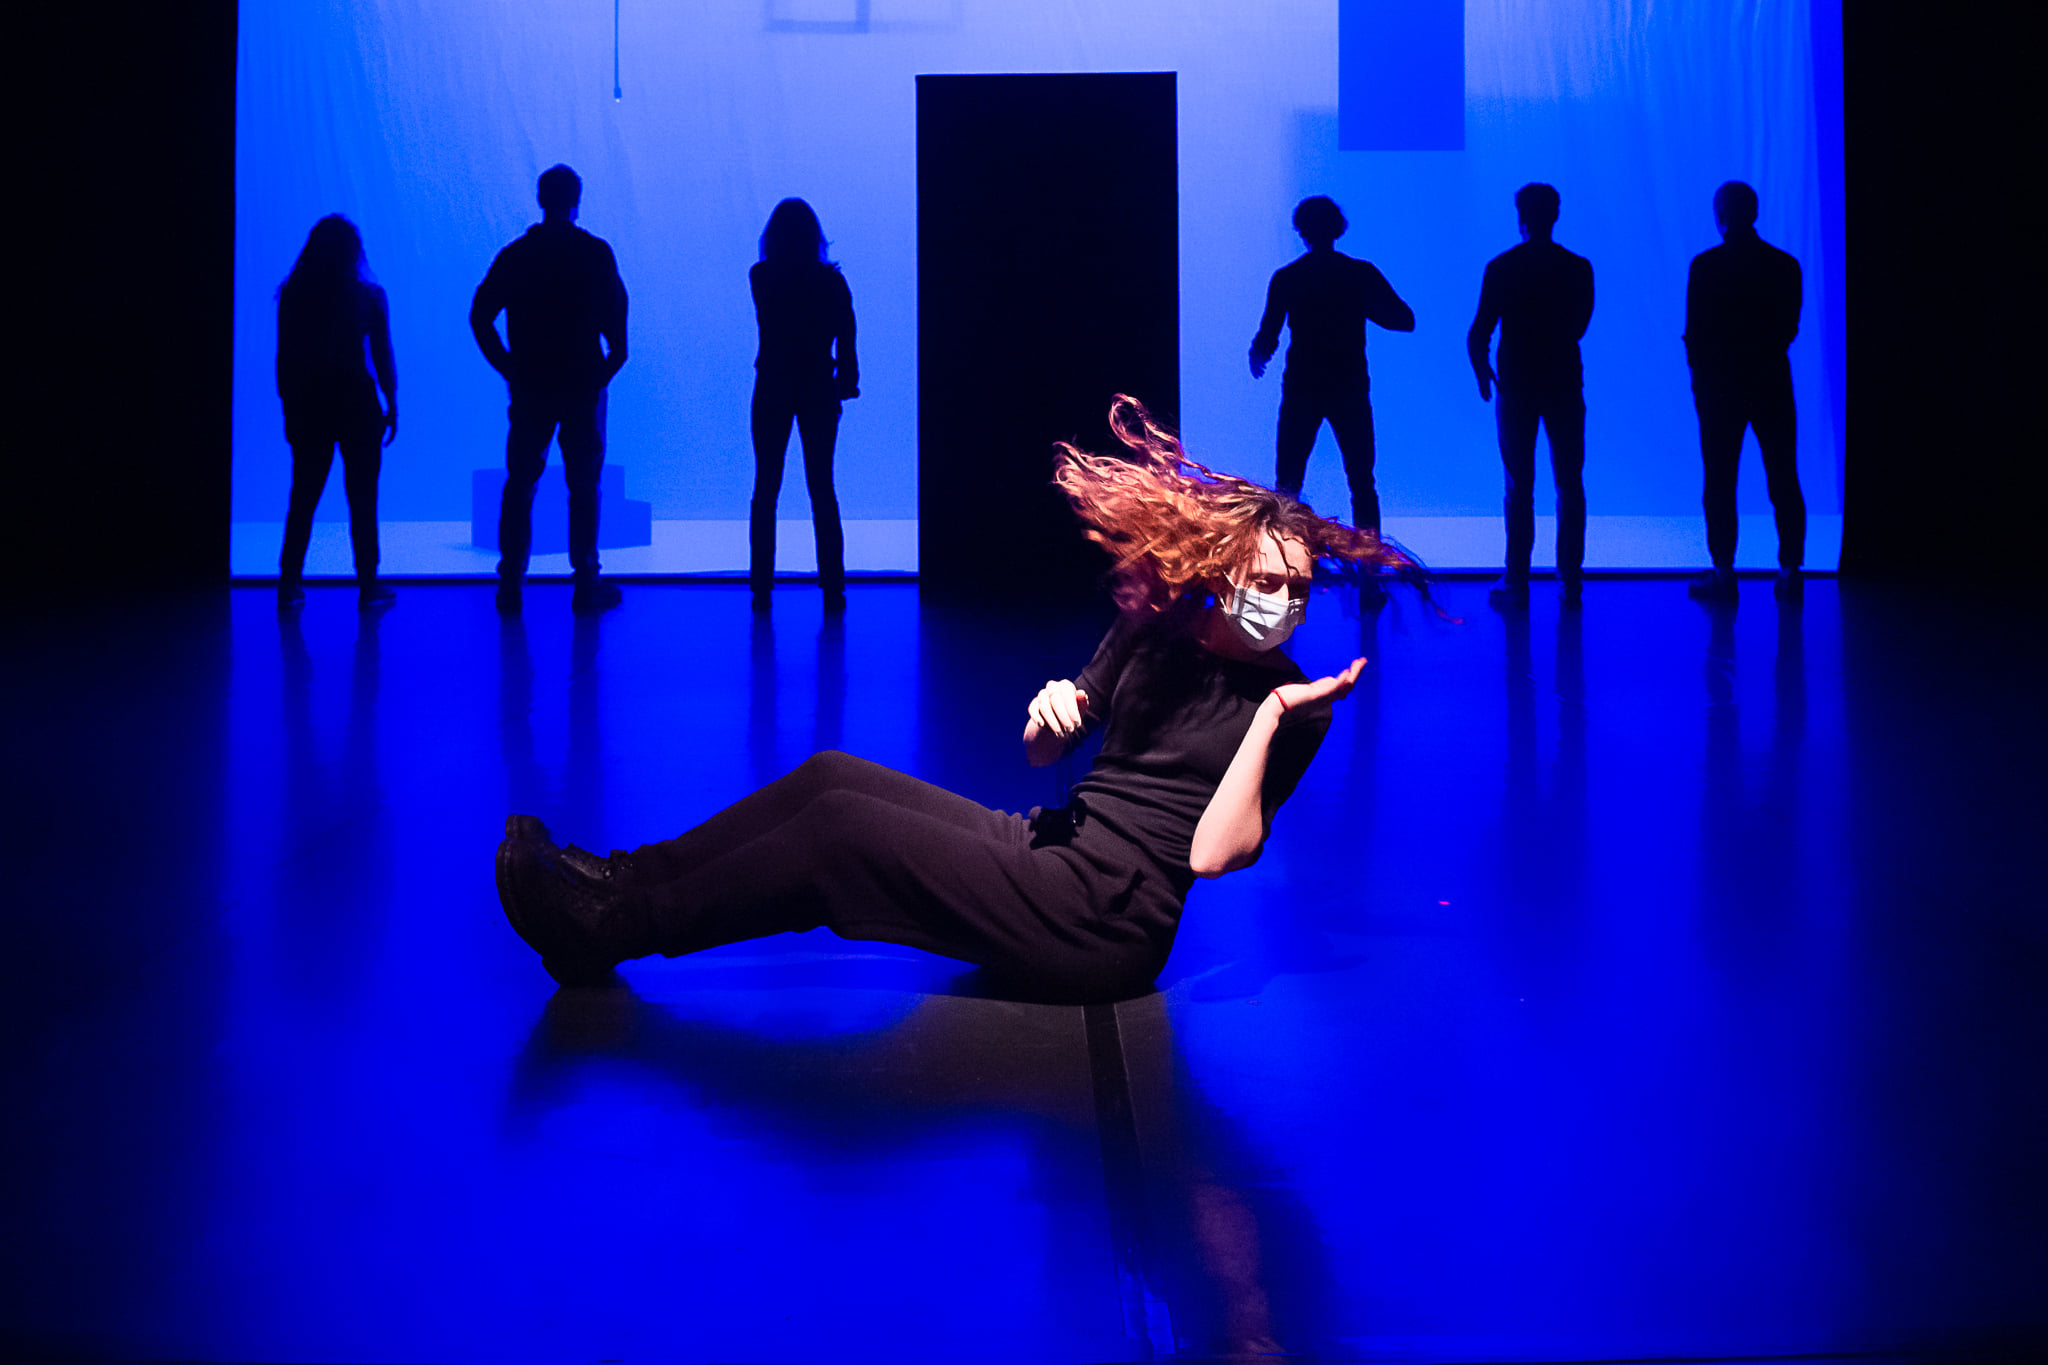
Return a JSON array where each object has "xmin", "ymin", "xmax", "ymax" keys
[{"xmin": 3, "ymin": 579, "xmax": 2042, "ymax": 1364}]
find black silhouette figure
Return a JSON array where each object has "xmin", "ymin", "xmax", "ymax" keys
[
  {"xmin": 1684, "ymin": 181, "xmax": 1805, "ymax": 603},
  {"xmin": 275, "ymin": 214, "xmax": 397, "ymax": 613},
  {"xmin": 1249, "ymin": 196, "xmax": 1414, "ymax": 534},
  {"xmin": 1467, "ymin": 183, "xmax": 1595, "ymax": 607},
  {"xmin": 749, "ymin": 198, "xmax": 858, "ymax": 611},
  {"xmin": 471, "ymin": 164, "xmax": 629, "ymax": 614}
]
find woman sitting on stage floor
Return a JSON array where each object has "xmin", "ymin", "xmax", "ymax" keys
[{"xmin": 495, "ymin": 396, "xmax": 1414, "ymax": 1001}]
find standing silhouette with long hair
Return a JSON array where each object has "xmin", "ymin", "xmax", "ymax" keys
[
  {"xmin": 1249, "ymin": 196, "xmax": 1414, "ymax": 536},
  {"xmin": 1467, "ymin": 183, "xmax": 1595, "ymax": 607},
  {"xmin": 471, "ymin": 164, "xmax": 629, "ymax": 615},
  {"xmin": 749, "ymin": 197, "xmax": 858, "ymax": 612},
  {"xmin": 275, "ymin": 214, "xmax": 397, "ymax": 613},
  {"xmin": 1684, "ymin": 180, "xmax": 1805, "ymax": 602}
]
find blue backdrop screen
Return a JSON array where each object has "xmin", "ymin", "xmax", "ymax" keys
[{"xmin": 233, "ymin": 0, "xmax": 1843, "ymax": 573}]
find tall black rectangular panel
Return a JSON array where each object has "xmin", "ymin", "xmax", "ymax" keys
[{"xmin": 918, "ymin": 73, "xmax": 1180, "ymax": 601}]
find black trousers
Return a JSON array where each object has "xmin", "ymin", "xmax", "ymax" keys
[
  {"xmin": 1696, "ymin": 376, "xmax": 1804, "ymax": 571},
  {"xmin": 615, "ymin": 751, "xmax": 1170, "ymax": 1001},
  {"xmin": 750, "ymin": 385, "xmax": 844, "ymax": 595},
  {"xmin": 500, "ymin": 387, "xmax": 605, "ymax": 581},
  {"xmin": 281, "ymin": 417, "xmax": 382, "ymax": 583},
  {"xmin": 1276, "ymin": 380, "xmax": 1379, "ymax": 532},
  {"xmin": 1497, "ymin": 385, "xmax": 1586, "ymax": 578}
]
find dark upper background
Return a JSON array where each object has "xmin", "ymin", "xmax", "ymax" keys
[{"xmin": 11, "ymin": 2, "xmax": 2035, "ymax": 593}]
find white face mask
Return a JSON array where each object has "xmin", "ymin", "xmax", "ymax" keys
[{"xmin": 1225, "ymin": 581, "xmax": 1304, "ymax": 651}]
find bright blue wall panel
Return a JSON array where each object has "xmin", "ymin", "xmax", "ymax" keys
[{"xmin": 1339, "ymin": 0, "xmax": 1464, "ymax": 150}]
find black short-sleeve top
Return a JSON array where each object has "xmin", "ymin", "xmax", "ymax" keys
[{"xmin": 1062, "ymin": 602, "xmax": 1331, "ymax": 904}]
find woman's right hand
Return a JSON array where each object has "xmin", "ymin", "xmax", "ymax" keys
[{"xmin": 1026, "ymin": 679, "xmax": 1091, "ymax": 741}]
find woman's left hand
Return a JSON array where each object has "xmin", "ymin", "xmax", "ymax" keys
[{"xmin": 1269, "ymin": 657, "xmax": 1366, "ymax": 715}]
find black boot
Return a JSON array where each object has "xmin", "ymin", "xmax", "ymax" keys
[
  {"xmin": 571, "ymin": 577, "xmax": 622, "ymax": 614},
  {"xmin": 1687, "ymin": 568, "xmax": 1738, "ymax": 603},
  {"xmin": 496, "ymin": 815, "xmax": 639, "ymax": 986}
]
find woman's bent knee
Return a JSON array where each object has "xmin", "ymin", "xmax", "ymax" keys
[
  {"xmin": 794, "ymin": 749, "xmax": 862, "ymax": 786},
  {"xmin": 797, "ymin": 749, "xmax": 894, "ymax": 792}
]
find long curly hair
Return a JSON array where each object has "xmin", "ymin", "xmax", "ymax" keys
[{"xmin": 1054, "ymin": 395, "xmax": 1418, "ymax": 614}]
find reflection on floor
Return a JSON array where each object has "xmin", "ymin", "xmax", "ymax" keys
[
  {"xmin": 228, "ymin": 518, "xmax": 922, "ymax": 577},
  {"xmin": 226, "ymin": 514, "xmax": 1843, "ymax": 578},
  {"xmin": 2, "ymin": 579, "xmax": 2041, "ymax": 1364}
]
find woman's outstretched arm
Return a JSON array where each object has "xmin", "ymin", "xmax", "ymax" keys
[{"xmin": 1190, "ymin": 658, "xmax": 1364, "ymax": 877}]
